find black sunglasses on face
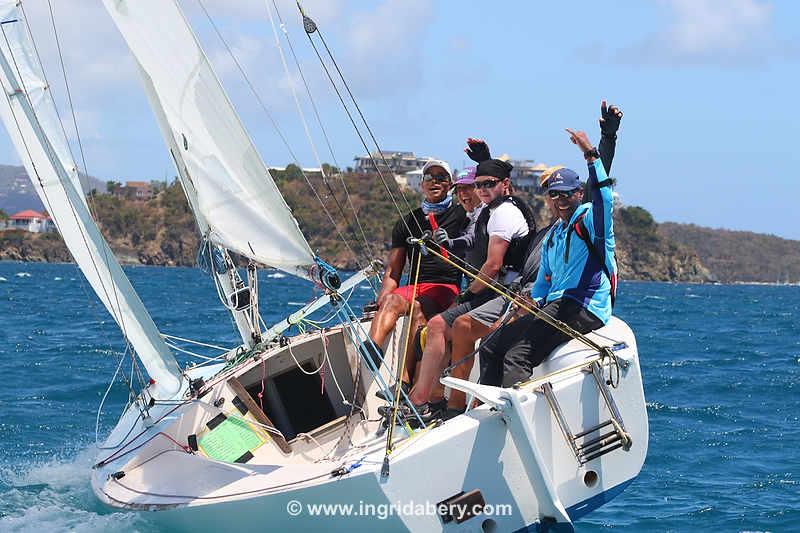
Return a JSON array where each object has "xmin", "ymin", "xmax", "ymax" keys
[
  {"xmin": 423, "ymin": 174, "xmax": 450, "ymax": 183},
  {"xmin": 475, "ymin": 178, "xmax": 503, "ymax": 190},
  {"xmin": 548, "ymin": 188, "xmax": 580, "ymax": 199}
]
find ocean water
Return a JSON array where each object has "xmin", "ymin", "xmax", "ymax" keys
[{"xmin": 0, "ymin": 262, "xmax": 798, "ymax": 532}]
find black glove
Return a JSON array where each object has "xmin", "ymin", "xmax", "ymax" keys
[
  {"xmin": 465, "ymin": 138, "xmax": 491, "ymax": 163},
  {"xmin": 599, "ymin": 101, "xmax": 623, "ymax": 138},
  {"xmin": 432, "ymin": 228, "xmax": 450, "ymax": 246},
  {"xmin": 454, "ymin": 290, "xmax": 475, "ymax": 305}
]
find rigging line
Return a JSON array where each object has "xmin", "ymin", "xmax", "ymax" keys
[
  {"xmin": 299, "ymin": 24, "xmax": 420, "ymax": 238},
  {"xmin": 96, "ymin": 344, "xmax": 132, "ymax": 444},
  {"xmin": 193, "ymin": 0, "xmax": 363, "ymax": 271},
  {"xmin": 164, "ymin": 340, "xmax": 227, "ymax": 362},
  {"xmin": 385, "ymin": 250, "xmax": 424, "ymax": 456},
  {"xmin": 0, "ymin": 22, "xmax": 137, "ymax": 364},
  {"xmin": 110, "ymin": 467, "xmax": 332, "ymax": 501},
  {"xmin": 40, "ymin": 0, "xmax": 138, "ymax": 365},
  {"xmin": 19, "ymin": 1, "xmax": 87, "ymax": 195},
  {"xmin": 161, "ymin": 334, "xmax": 231, "ymax": 353},
  {"xmin": 421, "ymin": 242, "xmax": 609, "ymax": 353},
  {"xmin": 267, "ymin": 0, "xmax": 375, "ymax": 263},
  {"xmin": 304, "ymin": 13, "xmax": 423, "ymax": 234},
  {"xmin": 11, "ymin": 2, "xmax": 103, "ymax": 338},
  {"xmin": 0, "ymin": 19, "xmax": 133, "ymax": 340},
  {"xmin": 333, "ymin": 297, "xmax": 423, "ymax": 421},
  {"xmin": 320, "ymin": 331, "xmax": 347, "ymax": 401}
]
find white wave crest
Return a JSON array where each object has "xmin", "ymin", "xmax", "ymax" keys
[{"xmin": 0, "ymin": 447, "xmax": 144, "ymax": 533}]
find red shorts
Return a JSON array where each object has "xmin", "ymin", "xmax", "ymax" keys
[{"xmin": 391, "ymin": 283, "xmax": 459, "ymax": 315}]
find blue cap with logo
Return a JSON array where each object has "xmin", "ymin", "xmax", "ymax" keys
[{"xmin": 543, "ymin": 168, "xmax": 581, "ymax": 191}]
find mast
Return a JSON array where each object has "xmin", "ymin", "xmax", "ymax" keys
[{"xmin": 0, "ymin": 2, "xmax": 182, "ymax": 396}]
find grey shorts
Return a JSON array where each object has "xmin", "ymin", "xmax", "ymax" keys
[{"xmin": 440, "ymin": 291, "xmax": 512, "ymax": 328}]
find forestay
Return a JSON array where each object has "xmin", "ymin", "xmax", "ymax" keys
[
  {"xmin": 102, "ymin": 0, "xmax": 316, "ymax": 278},
  {"xmin": 0, "ymin": 1, "xmax": 182, "ymax": 395}
]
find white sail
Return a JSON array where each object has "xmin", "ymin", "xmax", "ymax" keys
[
  {"xmin": 135, "ymin": 60, "xmax": 258, "ymax": 347},
  {"xmin": 0, "ymin": 1, "xmax": 181, "ymax": 396},
  {"xmin": 101, "ymin": 0, "xmax": 317, "ymax": 278}
]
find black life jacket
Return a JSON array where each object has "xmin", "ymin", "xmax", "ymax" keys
[
  {"xmin": 546, "ymin": 211, "xmax": 617, "ymax": 307},
  {"xmin": 472, "ymin": 195, "xmax": 538, "ymax": 275}
]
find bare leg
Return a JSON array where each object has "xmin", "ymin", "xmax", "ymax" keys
[
  {"xmin": 447, "ymin": 314, "xmax": 493, "ymax": 410},
  {"xmin": 368, "ymin": 294, "xmax": 409, "ymax": 348},
  {"xmin": 408, "ymin": 314, "xmax": 451, "ymax": 405},
  {"xmin": 400, "ymin": 301, "xmax": 427, "ymax": 385}
]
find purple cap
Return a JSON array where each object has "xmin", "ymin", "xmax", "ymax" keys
[
  {"xmin": 454, "ymin": 166, "xmax": 476, "ymax": 185},
  {"xmin": 544, "ymin": 168, "xmax": 581, "ymax": 191}
]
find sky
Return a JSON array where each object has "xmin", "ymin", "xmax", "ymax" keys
[{"xmin": 1, "ymin": 0, "xmax": 798, "ymax": 238}]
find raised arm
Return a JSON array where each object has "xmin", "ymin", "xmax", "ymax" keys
[
  {"xmin": 566, "ymin": 129, "xmax": 614, "ymax": 269},
  {"xmin": 585, "ymin": 101, "xmax": 622, "ymax": 203},
  {"xmin": 598, "ymin": 100, "xmax": 623, "ymax": 175}
]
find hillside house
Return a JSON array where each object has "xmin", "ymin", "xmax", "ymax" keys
[
  {"xmin": 354, "ymin": 151, "xmax": 433, "ymax": 175},
  {"xmin": 111, "ymin": 181, "xmax": 156, "ymax": 201},
  {"xmin": 4, "ymin": 209, "xmax": 54, "ymax": 233}
]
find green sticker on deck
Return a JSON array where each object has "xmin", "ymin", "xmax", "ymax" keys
[{"xmin": 197, "ymin": 416, "xmax": 265, "ymax": 463}]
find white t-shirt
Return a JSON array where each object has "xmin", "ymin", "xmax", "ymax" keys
[{"xmin": 487, "ymin": 201, "xmax": 529, "ymax": 284}]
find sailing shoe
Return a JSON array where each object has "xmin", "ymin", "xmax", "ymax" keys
[
  {"xmin": 375, "ymin": 381, "xmax": 411, "ymax": 402},
  {"xmin": 379, "ymin": 399, "xmax": 446, "ymax": 429}
]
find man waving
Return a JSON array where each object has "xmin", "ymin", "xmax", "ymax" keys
[{"xmin": 479, "ymin": 128, "xmax": 617, "ymax": 388}]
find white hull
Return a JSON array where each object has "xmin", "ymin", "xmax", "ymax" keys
[{"xmin": 92, "ymin": 317, "xmax": 648, "ymax": 532}]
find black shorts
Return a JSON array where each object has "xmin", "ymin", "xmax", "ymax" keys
[{"xmin": 478, "ymin": 298, "xmax": 604, "ymax": 388}]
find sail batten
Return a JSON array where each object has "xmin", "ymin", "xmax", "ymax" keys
[
  {"xmin": 0, "ymin": 1, "xmax": 182, "ymax": 396},
  {"xmin": 101, "ymin": 0, "xmax": 316, "ymax": 278}
]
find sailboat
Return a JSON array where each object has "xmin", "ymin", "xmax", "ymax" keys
[{"xmin": 0, "ymin": 0, "xmax": 648, "ymax": 531}]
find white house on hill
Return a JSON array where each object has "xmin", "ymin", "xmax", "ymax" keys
[{"xmin": 3, "ymin": 209, "xmax": 54, "ymax": 233}]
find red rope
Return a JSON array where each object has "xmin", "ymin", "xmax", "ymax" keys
[{"xmin": 158, "ymin": 432, "xmax": 192, "ymax": 453}]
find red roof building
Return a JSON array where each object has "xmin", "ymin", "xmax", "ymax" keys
[{"xmin": 4, "ymin": 209, "xmax": 54, "ymax": 233}]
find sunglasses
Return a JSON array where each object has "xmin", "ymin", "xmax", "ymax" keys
[
  {"xmin": 423, "ymin": 174, "xmax": 450, "ymax": 183},
  {"xmin": 475, "ymin": 178, "xmax": 503, "ymax": 190},
  {"xmin": 548, "ymin": 188, "xmax": 580, "ymax": 199}
]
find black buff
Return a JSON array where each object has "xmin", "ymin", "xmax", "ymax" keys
[{"xmin": 476, "ymin": 159, "xmax": 513, "ymax": 179}]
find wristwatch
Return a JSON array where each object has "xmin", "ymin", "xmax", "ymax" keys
[{"xmin": 583, "ymin": 147, "xmax": 600, "ymax": 160}]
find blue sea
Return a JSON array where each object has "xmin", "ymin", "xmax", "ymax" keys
[{"xmin": 0, "ymin": 262, "xmax": 798, "ymax": 532}]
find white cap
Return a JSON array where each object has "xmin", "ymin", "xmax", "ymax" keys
[{"xmin": 421, "ymin": 159, "xmax": 452, "ymax": 178}]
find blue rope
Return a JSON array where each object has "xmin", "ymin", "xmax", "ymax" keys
[{"xmin": 336, "ymin": 299, "xmax": 426, "ymax": 428}]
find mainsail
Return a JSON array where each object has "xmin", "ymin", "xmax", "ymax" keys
[
  {"xmin": 101, "ymin": 0, "xmax": 317, "ymax": 279},
  {"xmin": 0, "ymin": 1, "xmax": 182, "ymax": 396}
]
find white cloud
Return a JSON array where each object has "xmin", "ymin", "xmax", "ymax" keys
[
  {"xmin": 342, "ymin": 0, "xmax": 433, "ymax": 97},
  {"xmin": 664, "ymin": 0, "xmax": 771, "ymax": 55},
  {"xmin": 0, "ymin": 0, "xmax": 432, "ymax": 178},
  {"xmin": 608, "ymin": 0, "xmax": 790, "ymax": 67}
]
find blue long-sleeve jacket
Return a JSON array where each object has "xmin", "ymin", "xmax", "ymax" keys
[{"xmin": 531, "ymin": 158, "xmax": 616, "ymax": 324}]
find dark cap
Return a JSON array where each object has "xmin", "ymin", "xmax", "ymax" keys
[
  {"xmin": 476, "ymin": 159, "xmax": 513, "ymax": 179},
  {"xmin": 544, "ymin": 168, "xmax": 581, "ymax": 191}
]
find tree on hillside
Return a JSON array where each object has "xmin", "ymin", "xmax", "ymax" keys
[
  {"xmin": 106, "ymin": 180, "xmax": 122, "ymax": 194},
  {"xmin": 0, "ymin": 208, "xmax": 8, "ymax": 220},
  {"xmin": 284, "ymin": 164, "xmax": 303, "ymax": 181},
  {"xmin": 322, "ymin": 163, "xmax": 340, "ymax": 176}
]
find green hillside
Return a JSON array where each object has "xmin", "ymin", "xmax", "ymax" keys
[
  {"xmin": 659, "ymin": 223, "xmax": 800, "ymax": 283},
  {"xmin": 2, "ymin": 167, "xmax": 794, "ymax": 284}
]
